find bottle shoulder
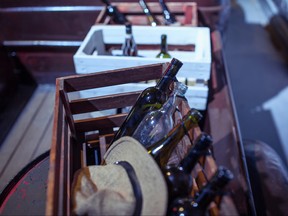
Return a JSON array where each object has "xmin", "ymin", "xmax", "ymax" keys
[{"xmin": 156, "ymin": 52, "xmax": 172, "ymax": 59}]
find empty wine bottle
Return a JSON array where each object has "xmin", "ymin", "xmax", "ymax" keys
[
  {"xmin": 159, "ymin": 0, "xmax": 177, "ymax": 25},
  {"xmin": 110, "ymin": 58, "xmax": 183, "ymax": 145},
  {"xmin": 101, "ymin": 0, "xmax": 128, "ymax": 24},
  {"xmin": 122, "ymin": 23, "xmax": 138, "ymax": 56},
  {"xmin": 156, "ymin": 34, "xmax": 172, "ymax": 59},
  {"xmin": 132, "ymin": 81, "xmax": 188, "ymax": 148},
  {"xmin": 147, "ymin": 108, "xmax": 203, "ymax": 167},
  {"xmin": 163, "ymin": 133, "xmax": 213, "ymax": 203},
  {"xmin": 139, "ymin": 0, "xmax": 160, "ymax": 27},
  {"xmin": 168, "ymin": 166, "xmax": 234, "ymax": 216}
]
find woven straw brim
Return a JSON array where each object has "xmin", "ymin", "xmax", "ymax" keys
[
  {"xmin": 72, "ymin": 165, "xmax": 136, "ymax": 215},
  {"xmin": 104, "ymin": 136, "xmax": 168, "ymax": 216}
]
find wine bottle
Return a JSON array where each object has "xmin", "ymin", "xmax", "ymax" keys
[
  {"xmin": 110, "ymin": 58, "xmax": 183, "ymax": 145},
  {"xmin": 132, "ymin": 81, "xmax": 188, "ymax": 148},
  {"xmin": 159, "ymin": 0, "xmax": 177, "ymax": 25},
  {"xmin": 147, "ymin": 108, "xmax": 203, "ymax": 167},
  {"xmin": 139, "ymin": 0, "xmax": 160, "ymax": 27},
  {"xmin": 168, "ymin": 166, "xmax": 234, "ymax": 216},
  {"xmin": 122, "ymin": 23, "xmax": 138, "ymax": 56},
  {"xmin": 101, "ymin": 0, "xmax": 128, "ymax": 24},
  {"xmin": 163, "ymin": 133, "xmax": 213, "ymax": 202},
  {"xmin": 156, "ymin": 34, "xmax": 172, "ymax": 59}
]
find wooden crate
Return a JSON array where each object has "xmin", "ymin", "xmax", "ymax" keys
[
  {"xmin": 95, "ymin": 2, "xmax": 197, "ymax": 26},
  {"xmin": 74, "ymin": 25, "xmax": 211, "ymax": 81},
  {"xmin": 73, "ymin": 25, "xmax": 211, "ymax": 110},
  {"xmin": 46, "ymin": 58, "xmax": 255, "ymax": 215}
]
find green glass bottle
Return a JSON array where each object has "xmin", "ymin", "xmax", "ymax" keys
[
  {"xmin": 147, "ymin": 108, "xmax": 203, "ymax": 167},
  {"xmin": 156, "ymin": 34, "xmax": 172, "ymax": 59},
  {"xmin": 110, "ymin": 58, "xmax": 183, "ymax": 145},
  {"xmin": 163, "ymin": 133, "xmax": 213, "ymax": 203},
  {"xmin": 139, "ymin": 0, "xmax": 160, "ymax": 27}
]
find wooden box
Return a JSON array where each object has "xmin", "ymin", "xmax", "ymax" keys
[
  {"xmin": 73, "ymin": 25, "xmax": 211, "ymax": 110},
  {"xmin": 47, "ymin": 37, "xmax": 256, "ymax": 215},
  {"xmin": 74, "ymin": 25, "xmax": 211, "ymax": 81},
  {"xmin": 95, "ymin": 2, "xmax": 198, "ymax": 26}
]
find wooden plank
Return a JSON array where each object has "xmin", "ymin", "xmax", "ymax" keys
[
  {"xmin": 63, "ymin": 63, "xmax": 164, "ymax": 92},
  {"xmin": 0, "ymin": 85, "xmax": 50, "ymax": 176},
  {"xmin": 30, "ymin": 90, "xmax": 55, "ymax": 161},
  {"xmin": 74, "ymin": 114, "xmax": 126, "ymax": 133},
  {"xmin": 70, "ymin": 91, "xmax": 140, "ymax": 114},
  {"xmin": 30, "ymin": 114, "xmax": 53, "ymax": 161},
  {"xmin": 46, "ymin": 79, "xmax": 65, "ymax": 216},
  {"xmin": 0, "ymin": 84, "xmax": 55, "ymax": 190}
]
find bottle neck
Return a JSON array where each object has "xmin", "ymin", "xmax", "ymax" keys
[
  {"xmin": 179, "ymin": 133, "xmax": 212, "ymax": 174},
  {"xmin": 195, "ymin": 167, "xmax": 233, "ymax": 209},
  {"xmin": 159, "ymin": 0, "xmax": 177, "ymax": 24},
  {"xmin": 161, "ymin": 82, "xmax": 188, "ymax": 116},
  {"xmin": 155, "ymin": 58, "xmax": 183, "ymax": 92},
  {"xmin": 139, "ymin": 0, "xmax": 159, "ymax": 26},
  {"xmin": 162, "ymin": 94, "xmax": 182, "ymax": 117},
  {"xmin": 160, "ymin": 36, "xmax": 168, "ymax": 53},
  {"xmin": 147, "ymin": 109, "xmax": 202, "ymax": 163}
]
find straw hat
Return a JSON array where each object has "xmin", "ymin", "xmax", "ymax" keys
[{"xmin": 72, "ymin": 136, "xmax": 168, "ymax": 216}]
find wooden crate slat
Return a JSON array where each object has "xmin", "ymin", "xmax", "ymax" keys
[
  {"xmin": 105, "ymin": 44, "xmax": 195, "ymax": 52},
  {"xmin": 74, "ymin": 114, "xmax": 127, "ymax": 133},
  {"xmin": 63, "ymin": 63, "xmax": 164, "ymax": 92},
  {"xmin": 116, "ymin": 2, "xmax": 195, "ymax": 14},
  {"xmin": 70, "ymin": 91, "xmax": 140, "ymax": 114},
  {"xmin": 46, "ymin": 81, "xmax": 66, "ymax": 216}
]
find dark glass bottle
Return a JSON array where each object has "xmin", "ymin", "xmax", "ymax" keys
[
  {"xmin": 139, "ymin": 0, "xmax": 160, "ymax": 27},
  {"xmin": 159, "ymin": 0, "xmax": 177, "ymax": 25},
  {"xmin": 101, "ymin": 0, "xmax": 128, "ymax": 24},
  {"xmin": 163, "ymin": 133, "xmax": 213, "ymax": 202},
  {"xmin": 156, "ymin": 34, "xmax": 172, "ymax": 59},
  {"xmin": 110, "ymin": 58, "xmax": 183, "ymax": 145},
  {"xmin": 147, "ymin": 108, "xmax": 203, "ymax": 167},
  {"xmin": 168, "ymin": 166, "xmax": 234, "ymax": 216},
  {"xmin": 122, "ymin": 24, "xmax": 138, "ymax": 56}
]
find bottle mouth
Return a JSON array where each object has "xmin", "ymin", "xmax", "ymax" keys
[
  {"xmin": 171, "ymin": 58, "xmax": 183, "ymax": 68},
  {"xmin": 174, "ymin": 82, "xmax": 188, "ymax": 94},
  {"xmin": 217, "ymin": 166, "xmax": 234, "ymax": 182},
  {"xmin": 125, "ymin": 23, "xmax": 132, "ymax": 34}
]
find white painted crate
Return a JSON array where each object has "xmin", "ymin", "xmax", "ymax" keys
[
  {"xmin": 73, "ymin": 25, "xmax": 211, "ymax": 110},
  {"xmin": 74, "ymin": 25, "xmax": 211, "ymax": 81}
]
